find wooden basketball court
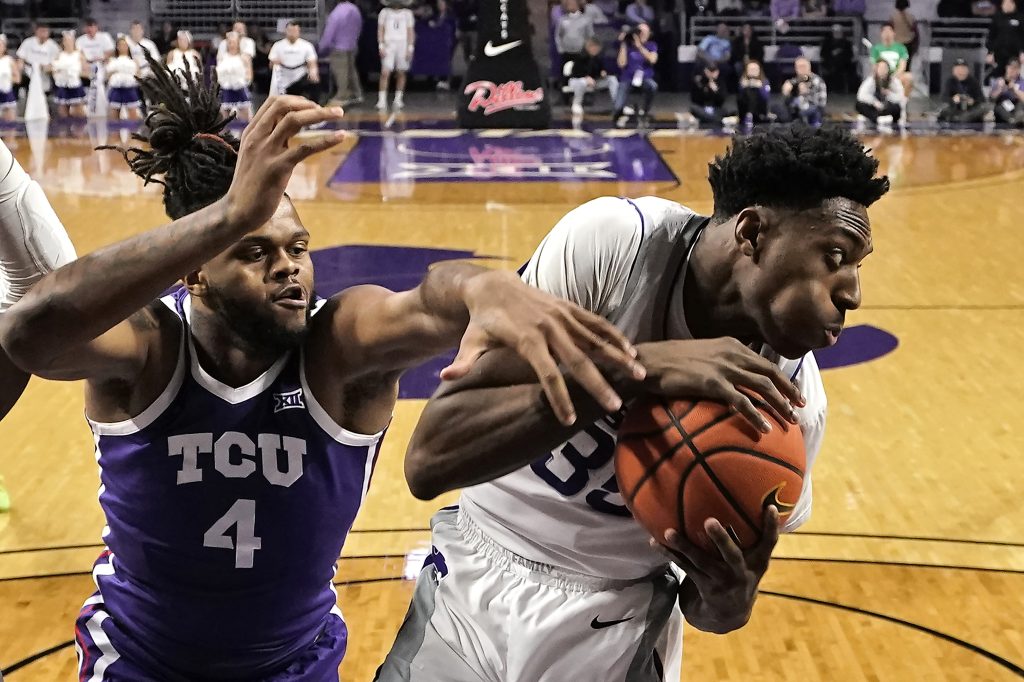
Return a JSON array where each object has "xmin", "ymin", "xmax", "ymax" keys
[{"xmin": 0, "ymin": 118, "xmax": 1022, "ymax": 680}]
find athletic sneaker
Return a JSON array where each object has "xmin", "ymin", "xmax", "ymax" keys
[
  {"xmin": 376, "ymin": 96, "xmax": 387, "ymax": 110},
  {"xmin": 393, "ymin": 94, "xmax": 405, "ymax": 110}
]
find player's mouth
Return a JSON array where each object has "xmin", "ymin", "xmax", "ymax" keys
[
  {"xmin": 273, "ymin": 284, "xmax": 307, "ymax": 310},
  {"xmin": 822, "ymin": 324, "xmax": 842, "ymax": 347}
]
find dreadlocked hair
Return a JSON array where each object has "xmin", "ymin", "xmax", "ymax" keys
[
  {"xmin": 707, "ymin": 126, "xmax": 890, "ymax": 221},
  {"xmin": 98, "ymin": 53, "xmax": 239, "ymax": 219}
]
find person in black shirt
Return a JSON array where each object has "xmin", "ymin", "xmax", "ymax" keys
[
  {"xmin": 567, "ymin": 38, "xmax": 619, "ymax": 115},
  {"xmin": 821, "ymin": 24, "xmax": 856, "ymax": 93},
  {"xmin": 731, "ymin": 23, "xmax": 763, "ymax": 88},
  {"xmin": 986, "ymin": 0, "xmax": 1024, "ymax": 81},
  {"xmin": 938, "ymin": 59, "xmax": 988, "ymax": 122},
  {"xmin": 689, "ymin": 62, "xmax": 733, "ymax": 125}
]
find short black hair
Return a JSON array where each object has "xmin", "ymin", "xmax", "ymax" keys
[
  {"xmin": 84, "ymin": 17, "xmax": 98, "ymax": 26},
  {"xmin": 287, "ymin": 20, "xmax": 301, "ymax": 27},
  {"xmin": 707, "ymin": 126, "xmax": 889, "ymax": 220},
  {"xmin": 100, "ymin": 54, "xmax": 238, "ymax": 220},
  {"xmin": 130, "ymin": 19, "xmax": 143, "ymax": 27},
  {"xmin": 880, "ymin": 21, "xmax": 894, "ymax": 30}
]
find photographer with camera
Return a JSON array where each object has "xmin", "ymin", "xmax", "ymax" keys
[
  {"xmin": 938, "ymin": 58, "xmax": 987, "ymax": 123},
  {"xmin": 612, "ymin": 22, "xmax": 658, "ymax": 126},
  {"xmin": 779, "ymin": 57, "xmax": 827, "ymax": 126},
  {"xmin": 990, "ymin": 60, "xmax": 1024, "ymax": 126}
]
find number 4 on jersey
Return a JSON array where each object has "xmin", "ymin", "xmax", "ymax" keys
[{"xmin": 204, "ymin": 499, "xmax": 262, "ymax": 568}]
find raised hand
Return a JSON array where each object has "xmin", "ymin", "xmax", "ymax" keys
[{"xmin": 224, "ymin": 96, "xmax": 345, "ymax": 230}]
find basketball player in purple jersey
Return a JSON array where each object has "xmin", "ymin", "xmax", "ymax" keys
[
  {"xmin": 378, "ymin": 127, "xmax": 890, "ymax": 681},
  {"xmin": 0, "ymin": 138, "xmax": 78, "ymax": 511},
  {"xmin": 0, "ymin": 62, "xmax": 638, "ymax": 679}
]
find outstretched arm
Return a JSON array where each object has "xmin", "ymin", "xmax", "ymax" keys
[
  {"xmin": 0, "ymin": 348, "xmax": 29, "ymax": 421},
  {"xmin": 0, "ymin": 96, "xmax": 345, "ymax": 381}
]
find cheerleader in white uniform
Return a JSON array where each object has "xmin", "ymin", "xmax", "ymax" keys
[
  {"xmin": 215, "ymin": 32, "xmax": 253, "ymax": 121},
  {"xmin": 165, "ymin": 31, "xmax": 202, "ymax": 90},
  {"xmin": 50, "ymin": 31, "xmax": 88, "ymax": 118},
  {"xmin": 106, "ymin": 36, "xmax": 141, "ymax": 120},
  {"xmin": 0, "ymin": 35, "xmax": 21, "ymax": 122}
]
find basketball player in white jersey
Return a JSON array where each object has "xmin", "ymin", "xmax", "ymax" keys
[
  {"xmin": 377, "ymin": 0, "xmax": 416, "ymax": 110},
  {"xmin": 377, "ymin": 126, "xmax": 890, "ymax": 681},
  {"xmin": 0, "ymin": 138, "xmax": 77, "ymax": 511}
]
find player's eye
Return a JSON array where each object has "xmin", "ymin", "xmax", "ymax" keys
[
  {"xmin": 826, "ymin": 248, "xmax": 845, "ymax": 269},
  {"xmin": 289, "ymin": 244, "xmax": 308, "ymax": 257},
  {"xmin": 246, "ymin": 248, "xmax": 265, "ymax": 261}
]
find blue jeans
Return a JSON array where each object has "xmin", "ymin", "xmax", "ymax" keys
[
  {"xmin": 613, "ymin": 77, "xmax": 657, "ymax": 115},
  {"xmin": 796, "ymin": 104, "xmax": 823, "ymax": 126}
]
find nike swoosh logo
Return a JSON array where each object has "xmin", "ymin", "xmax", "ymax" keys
[
  {"xmin": 483, "ymin": 40, "xmax": 522, "ymax": 57},
  {"xmin": 590, "ymin": 616, "xmax": 634, "ymax": 629}
]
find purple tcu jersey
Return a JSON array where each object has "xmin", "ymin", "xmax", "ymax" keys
[{"xmin": 86, "ymin": 289, "xmax": 385, "ymax": 678}]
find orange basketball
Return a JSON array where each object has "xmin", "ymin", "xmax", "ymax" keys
[{"xmin": 614, "ymin": 397, "xmax": 806, "ymax": 551}]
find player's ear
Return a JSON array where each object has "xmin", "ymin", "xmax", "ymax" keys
[
  {"xmin": 734, "ymin": 207, "xmax": 770, "ymax": 262},
  {"xmin": 182, "ymin": 270, "xmax": 207, "ymax": 297}
]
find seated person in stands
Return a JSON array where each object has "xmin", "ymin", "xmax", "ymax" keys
[
  {"xmin": 731, "ymin": 23, "xmax": 764, "ymax": 82},
  {"xmin": 697, "ymin": 22, "xmax": 732, "ymax": 67},
  {"xmin": 821, "ymin": 23, "xmax": 856, "ymax": 93},
  {"xmin": 737, "ymin": 59, "xmax": 771, "ymax": 124},
  {"xmin": 779, "ymin": 56, "xmax": 827, "ymax": 126},
  {"xmin": 689, "ymin": 61, "xmax": 733, "ymax": 124},
  {"xmin": 567, "ymin": 37, "xmax": 618, "ymax": 115},
  {"xmin": 938, "ymin": 58, "xmax": 987, "ymax": 123},
  {"xmin": 870, "ymin": 23, "xmax": 914, "ymax": 97},
  {"xmin": 612, "ymin": 22, "xmax": 658, "ymax": 124},
  {"xmin": 990, "ymin": 59, "xmax": 1024, "ymax": 126},
  {"xmin": 856, "ymin": 59, "xmax": 905, "ymax": 127}
]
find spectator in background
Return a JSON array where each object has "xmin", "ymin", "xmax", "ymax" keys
[
  {"xmin": 0, "ymin": 36, "xmax": 21, "ymax": 122},
  {"xmin": 772, "ymin": 0, "xmax": 801, "ymax": 20},
  {"xmin": 581, "ymin": 0, "xmax": 609, "ymax": 25},
  {"xmin": 625, "ymin": 0, "xmax": 656, "ymax": 25},
  {"xmin": 165, "ymin": 30, "xmax": 202, "ymax": 89},
  {"xmin": 567, "ymin": 37, "xmax": 618, "ymax": 115},
  {"xmin": 856, "ymin": 59, "xmax": 905, "ymax": 127},
  {"xmin": 155, "ymin": 21, "xmax": 177, "ymax": 56},
  {"xmin": 51, "ymin": 31, "xmax": 87, "ymax": 118},
  {"xmin": 689, "ymin": 61, "xmax": 732, "ymax": 124},
  {"xmin": 802, "ymin": 0, "xmax": 829, "ymax": 17},
  {"xmin": 871, "ymin": 23, "xmax": 913, "ymax": 95},
  {"xmin": 556, "ymin": 0, "xmax": 595, "ymax": 73},
  {"xmin": 427, "ymin": 0, "xmax": 458, "ymax": 90},
  {"xmin": 270, "ymin": 21, "xmax": 320, "ymax": 100},
  {"xmin": 211, "ymin": 23, "xmax": 231, "ymax": 54},
  {"xmin": 251, "ymin": 26, "xmax": 274, "ymax": 94},
  {"xmin": 613, "ymin": 22, "xmax": 658, "ymax": 125},
  {"xmin": 891, "ymin": 0, "xmax": 919, "ymax": 63},
  {"xmin": 453, "ymin": 0, "xmax": 479, "ymax": 68},
  {"xmin": 990, "ymin": 59, "xmax": 1024, "ymax": 124},
  {"xmin": 698, "ymin": 23, "xmax": 732, "ymax": 67},
  {"xmin": 76, "ymin": 18, "xmax": 115, "ymax": 88},
  {"xmin": 105, "ymin": 36, "xmax": 142, "ymax": 120},
  {"xmin": 377, "ymin": 2, "xmax": 415, "ymax": 110},
  {"xmin": 779, "ymin": 56, "xmax": 827, "ymax": 125},
  {"xmin": 127, "ymin": 20, "xmax": 160, "ymax": 78},
  {"xmin": 216, "ymin": 31, "xmax": 254, "ymax": 121},
  {"xmin": 731, "ymin": 23, "xmax": 763, "ymax": 78},
  {"xmin": 218, "ymin": 22, "xmax": 257, "ymax": 60},
  {"xmin": 938, "ymin": 58, "xmax": 987, "ymax": 122},
  {"xmin": 833, "ymin": 0, "xmax": 867, "ymax": 15},
  {"xmin": 16, "ymin": 23, "xmax": 59, "ymax": 100},
  {"xmin": 321, "ymin": 0, "xmax": 364, "ymax": 106},
  {"xmin": 821, "ymin": 23, "xmax": 856, "ymax": 93},
  {"xmin": 986, "ymin": 0, "xmax": 1024, "ymax": 81},
  {"xmin": 737, "ymin": 59, "xmax": 770, "ymax": 124}
]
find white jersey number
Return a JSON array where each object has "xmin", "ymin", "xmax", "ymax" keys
[{"xmin": 204, "ymin": 499, "xmax": 262, "ymax": 568}]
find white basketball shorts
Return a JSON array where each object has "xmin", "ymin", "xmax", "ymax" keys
[
  {"xmin": 382, "ymin": 41, "xmax": 411, "ymax": 72},
  {"xmin": 374, "ymin": 506, "xmax": 685, "ymax": 682}
]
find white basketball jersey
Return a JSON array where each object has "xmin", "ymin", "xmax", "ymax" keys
[
  {"xmin": 379, "ymin": 8, "xmax": 414, "ymax": 44},
  {"xmin": 216, "ymin": 53, "xmax": 249, "ymax": 89},
  {"xmin": 461, "ymin": 196, "xmax": 827, "ymax": 580}
]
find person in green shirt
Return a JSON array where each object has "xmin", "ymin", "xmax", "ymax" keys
[{"xmin": 870, "ymin": 23, "xmax": 914, "ymax": 97}]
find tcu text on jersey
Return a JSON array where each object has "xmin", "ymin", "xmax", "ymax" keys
[{"xmin": 168, "ymin": 431, "xmax": 306, "ymax": 487}]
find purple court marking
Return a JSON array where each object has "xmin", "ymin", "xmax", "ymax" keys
[
  {"xmin": 812, "ymin": 324, "xmax": 899, "ymax": 370},
  {"xmin": 330, "ymin": 131, "xmax": 675, "ymax": 184}
]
